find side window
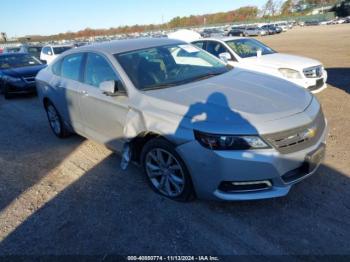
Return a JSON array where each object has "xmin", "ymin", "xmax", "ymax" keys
[
  {"xmin": 61, "ymin": 53, "xmax": 84, "ymax": 81},
  {"xmin": 84, "ymin": 53, "xmax": 118, "ymax": 88},
  {"xmin": 52, "ymin": 59, "xmax": 62, "ymax": 76},
  {"xmin": 44, "ymin": 47, "xmax": 52, "ymax": 55},
  {"xmin": 206, "ymin": 42, "xmax": 228, "ymax": 58},
  {"xmin": 193, "ymin": 41, "xmax": 205, "ymax": 50}
]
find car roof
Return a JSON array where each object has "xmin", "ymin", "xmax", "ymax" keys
[
  {"xmin": 192, "ymin": 37, "xmax": 249, "ymax": 42},
  {"xmin": 44, "ymin": 44, "xmax": 73, "ymax": 48},
  {"xmin": 67, "ymin": 38, "xmax": 185, "ymax": 55}
]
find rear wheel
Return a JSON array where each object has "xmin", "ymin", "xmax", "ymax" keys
[
  {"xmin": 3, "ymin": 84, "xmax": 12, "ymax": 99},
  {"xmin": 45, "ymin": 101, "xmax": 70, "ymax": 138},
  {"xmin": 141, "ymin": 138, "xmax": 195, "ymax": 201}
]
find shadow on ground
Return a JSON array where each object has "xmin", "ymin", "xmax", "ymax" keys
[
  {"xmin": 0, "ymin": 156, "xmax": 349, "ymax": 255},
  {"xmin": 326, "ymin": 68, "xmax": 350, "ymax": 93},
  {"xmin": 0, "ymin": 96, "xmax": 84, "ymax": 213}
]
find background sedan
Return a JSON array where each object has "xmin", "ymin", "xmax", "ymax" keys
[{"xmin": 0, "ymin": 53, "xmax": 46, "ymax": 99}]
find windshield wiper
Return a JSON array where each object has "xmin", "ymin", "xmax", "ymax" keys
[
  {"xmin": 141, "ymin": 71, "xmax": 225, "ymax": 91},
  {"xmin": 142, "ymin": 83, "xmax": 178, "ymax": 91},
  {"xmin": 187, "ymin": 72, "xmax": 225, "ymax": 83}
]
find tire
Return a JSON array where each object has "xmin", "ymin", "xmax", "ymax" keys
[
  {"xmin": 141, "ymin": 138, "xmax": 195, "ymax": 202},
  {"xmin": 44, "ymin": 101, "xmax": 70, "ymax": 138},
  {"xmin": 3, "ymin": 84, "xmax": 12, "ymax": 99}
]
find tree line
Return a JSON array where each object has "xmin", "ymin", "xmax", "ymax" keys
[{"xmin": 12, "ymin": 0, "xmax": 343, "ymax": 42}]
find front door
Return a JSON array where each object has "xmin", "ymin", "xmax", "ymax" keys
[{"xmin": 79, "ymin": 52, "xmax": 129, "ymax": 151}]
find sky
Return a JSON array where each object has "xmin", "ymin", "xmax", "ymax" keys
[{"xmin": 1, "ymin": 0, "xmax": 267, "ymax": 38}]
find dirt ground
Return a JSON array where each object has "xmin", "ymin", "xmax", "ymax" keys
[{"xmin": 0, "ymin": 24, "xmax": 349, "ymax": 256}]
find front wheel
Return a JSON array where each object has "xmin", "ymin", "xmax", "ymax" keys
[
  {"xmin": 45, "ymin": 101, "xmax": 70, "ymax": 138},
  {"xmin": 141, "ymin": 138, "xmax": 195, "ymax": 202}
]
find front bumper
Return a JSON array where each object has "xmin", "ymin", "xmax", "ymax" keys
[
  {"xmin": 6, "ymin": 81, "xmax": 36, "ymax": 94},
  {"xmin": 289, "ymin": 70, "xmax": 328, "ymax": 94},
  {"xmin": 176, "ymin": 121, "xmax": 328, "ymax": 201}
]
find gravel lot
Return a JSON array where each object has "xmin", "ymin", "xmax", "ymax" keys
[{"xmin": 0, "ymin": 24, "xmax": 349, "ymax": 256}]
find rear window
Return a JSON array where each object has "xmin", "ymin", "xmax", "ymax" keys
[
  {"xmin": 61, "ymin": 53, "xmax": 83, "ymax": 81},
  {"xmin": 52, "ymin": 59, "xmax": 62, "ymax": 76},
  {"xmin": 53, "ymin": 46, "xmax": 72, "ymax": 55}
]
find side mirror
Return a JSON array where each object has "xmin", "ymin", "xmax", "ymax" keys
[
  {"xmin": 100, "ymin": 80, "xmax": 126, "ymax": 96},
  {"xmin": 218, "ymin": 52, "xmax": 232, "ymax": 63},
  {"xmin": 48, "ymin": 51, "xmax": 52, "ymax": 56}
]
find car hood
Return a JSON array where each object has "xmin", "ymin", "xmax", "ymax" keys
[
  {"xmin": 140, "ymin": 68, "xmax": 313, "ymax": 134},
  {"xmin": 1, "ymin": 64, "xmax": 46, "ymax": 78},
  {"xmin": 243, "ymin": 53, "xmax": 322, "ymax": 70}
]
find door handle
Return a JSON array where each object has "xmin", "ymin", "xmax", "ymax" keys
[{"xmin": 80, "ymin": 90, "xmax": 88, "ymax": 96}]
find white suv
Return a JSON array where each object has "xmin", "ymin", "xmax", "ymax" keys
[{"xmin": 40, "ymin": 45, "xmax": 73, "ymax": 64}]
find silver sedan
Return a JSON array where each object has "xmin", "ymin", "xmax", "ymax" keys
[{"xmin": 36, "ymin": 38, "xmax": 327, "ymax": 201}]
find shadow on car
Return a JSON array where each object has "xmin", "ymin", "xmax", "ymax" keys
[{"xmin": 326, "ymin": 67, "xmax": 350, "ymax": 93}]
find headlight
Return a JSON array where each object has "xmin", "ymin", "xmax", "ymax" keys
[
  {"xmin": 279, "ymin": 68, "xmax": 302, "ymax": 79},
  {"xmin": 4, "ymin": 75, "xmax": 22, "ymax": 83},
  {"xmin": 194, "ymin": 130, "xmax": 270, "ymax": 150}
]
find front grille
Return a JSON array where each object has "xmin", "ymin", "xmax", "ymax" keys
[
  {"xmin": 263, "ymin": 110, "xmax": 326, "ymax": 154},
  {"xmin": 23, "ymin": 76, "xmax": 36, "ymax": 83},
  {"xmin": 303, "ymin": 65, "xmax": 323, "ymax": 78}
]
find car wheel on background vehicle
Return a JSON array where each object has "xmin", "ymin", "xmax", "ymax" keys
[
  {"xmin": 44, "ymin": 101, "xmax": 70, "ymax": 138},
  {"xmin": 3, "ymin": 83, "xmax": 12, "ymax": 99},
  {"xmin": 141, "ymin": 138, "xmax": 195, "ymax": 202}
]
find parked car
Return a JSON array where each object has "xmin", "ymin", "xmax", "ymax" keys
[
  {"xmin": 19, "ymin": 45, "xmax": 43, "ymax": 60},
  {"xmin": 243, "ymin": 26, "xmax": 267, "ymax": 36},
  {"xmin": 36, "ymin": 38, "xmax": 327, "ymax": 202},
  {"xmin": 192, "ymin": 37, "xmax": 328, "ymax": 93},
  {"xmin": 274, "ymin": 25, "xmax": 283, "ymax": 33},
  {"xmin": 40, "ymin": 44, "xmax": 73, "ymax": 64},
  {"xmin": 273, "ymin": 22, "xmax": 289, "ymax": 31},
  {"xmin": 261, "ymin": 24, "xmax": 280, "ymax": 35},
  {"xmin": 200, "ymin": 28, "xmax": 224, "ymax": 38},
  {"xmin": 227, "ymin": 27, "xmax": 246, "ymax": 37},
  {"xmin": 0, "ymin": 53, "xmax": 46, "ymax": 99},
  {"xmin": 304, "ymin": 20, "xmax": 320, "ymax": 26},
  {"xmin": 3, "ymin": 46, "xmax": 21, "ymax": 53}
]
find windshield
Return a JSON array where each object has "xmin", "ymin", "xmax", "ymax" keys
[
  {"xmin": 0, "ymin": 54, "xmax": 41, "ymax": 69},
  {"xmin": 225, "ymin": 39, "xmax": 276, "ymax": 58},
  {"xmin": 115, "ymin": 43, "xmax": 231, "ymax": 91},
  {"xmin": 53, "ymin": 46, "xmax": 72, "ymax": 55}
]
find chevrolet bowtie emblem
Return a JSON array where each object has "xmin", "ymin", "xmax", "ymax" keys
[{"xmin": 301, "ymin": 127, "xmax": 317, "ymax": 140}]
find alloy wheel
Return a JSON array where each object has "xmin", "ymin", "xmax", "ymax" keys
[
  {"xmin": 47, "ymin": 105, "xmax": 61, "ymax": 135},
  {"xmin": 145, "ymin": 148, "xmax": 185, "ymax": 197}
]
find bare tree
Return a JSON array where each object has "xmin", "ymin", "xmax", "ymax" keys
[{"xmin": 262, "ymin": 0, "xmax": 278, "ymax": 16}]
